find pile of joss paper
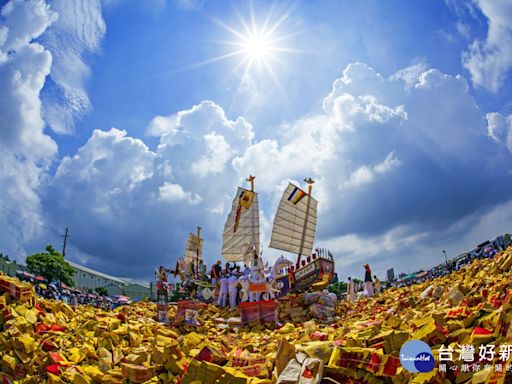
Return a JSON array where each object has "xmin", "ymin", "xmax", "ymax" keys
[{"xmin": 1, "ymin": 246, "xmax": 512, "ymax": 384}]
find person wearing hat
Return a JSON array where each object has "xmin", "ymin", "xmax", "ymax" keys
[
  {"xmin": 211, "ymin": 260, "xmax": 222, "ymax": 285},
  {"xmin": 364, "ymin": 264, "xmax": 374, "ymax": 297}
]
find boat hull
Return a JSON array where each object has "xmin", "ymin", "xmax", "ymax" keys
[
  {"xmin": 294, "ymin": 258, "xmax": 334, "ymax": 291},
  {"xmin": 275, "ymin": 258, "xmax": 335, "ymax": 295}
]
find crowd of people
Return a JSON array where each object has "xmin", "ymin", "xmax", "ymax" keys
[
  {"xmin": 32, "ymin": 282, "xmax": 126, "ymax": 310},
  {"xmin": 211, "ymin": 260, "xmax": 257, "ymax": 308},
  {"xmin": 345, "ymin": 235, "xmax": 511, "ymax": 304},
  {"xmin": 346, "ymin": 263, "xmax": 382, "ymax": 304}
]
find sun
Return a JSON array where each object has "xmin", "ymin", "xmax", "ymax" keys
[
  {"xmin": 187, "ymin": 4, "xmax": 303, "ymax": 88},
  {"xmin": 244, "ymin": 33, "xmax": 271, "ymax": 60}
]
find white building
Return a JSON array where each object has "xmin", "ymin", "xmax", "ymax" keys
[{"xmin": 68, "ymin": 261, "xmax": 127, "ymax": 293}]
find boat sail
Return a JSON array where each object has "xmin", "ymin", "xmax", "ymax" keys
[
  {"xmin": 221, "ymin": 175, "xmax": 260, "ymax": 263},
  {"xmin": 269, "ymin": 178, "xmax": 334, "ymax": 291},
  {"xmin": 183, "ymin": 226, "xmax": 203, "ymax": 276},
  {"xmin": 270, "ymin": 181, "xmax": 318, "ymax": 260}
]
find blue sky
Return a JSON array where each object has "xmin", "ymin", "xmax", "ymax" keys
[{"xmin": 1, "ymin": 0, "xmax": 512, "ymax": 282}]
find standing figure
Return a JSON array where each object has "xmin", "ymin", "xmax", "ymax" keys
[
  {"xmin": 347, "ymin": 276, "xmax": 355, "ymax": 304},
  {"xmin": 217, "ymin": 271, "xmax": 229, "ymax": 307},
  {"xmin": 288, "ymin": 266, "xmax": 295, "ymax": 290},
  {"xmin": 364, "ymin": 264, "xmax": 374, "ymax": 297},
  {"xmin": 156, "ymin": 266, "xmax": 169, "ymax": 296},
  {"xmin": 228, "ymin": 273, "xmax": 238, "ymax": 308},
  {"xmin": 232, "ymin": 275, "xmax": 250, "ymax": 303},
  {"xmin": 373, "ymin": 275, "xmax": 381, "ymax": 295},
  {"xmin": 211, "ymin": 260, "xmax": 221, "ymax": 285},
  {"xmin": 198, "ymin": 260, "xmax": 206, "ymax": 278}
]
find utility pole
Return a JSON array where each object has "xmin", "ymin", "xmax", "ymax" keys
[{"xmin": 62, "ymin": 227, "xmax": 69, "ymax": 257}]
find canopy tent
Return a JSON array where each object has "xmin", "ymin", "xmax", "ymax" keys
[
  {"xmin": 399, "ymin": 273, "xmax": 417, "ymax": 281},
  {"xmin": 16, "ymin": 271, "xmax": 35, "ymax": 279}
]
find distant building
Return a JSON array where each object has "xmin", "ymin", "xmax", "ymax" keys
[
  {"xmin": 2, "ymin": 256, "xmax": 152, "ymax": 301},
  {"xmin": 67, "ymin": 262, "xmax": 152, "ymax": 300},
  {"xmin": 0, "ymin": 258, "xmax": 23, "ymax": 277},
  {"xmin": 67, "ymin": 260, "xmax": 126, "ymax": 292},
  {"xmin": 114, "ymin": 278, "xmax": 153, "ymax": 301}
]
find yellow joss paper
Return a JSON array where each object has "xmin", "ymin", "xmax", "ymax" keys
[
  {"xmin": 120, "ymin": 363, "xmax": 157, "ymax": 384},
  {"xmin": 2, "ymin": 354, "xmax": 16, "ymax": 372},
  {"xmin": 277, "ymin": 323, "xmax": 295, "ymax": 334},
  {"xmin": 14, "ymin": 335, "xmax": 37, "ymax": 354},
  {"xmin": 24, "ymin": 308, "xmax": 39, "ymax": 324},
  {"xmin": 299, "ymin": 341, "xmax": 333, "ymax": 364},
  {"xmin": 81, "ymin": 365, "xmax": 104, "ymax": 382},
  {"xmin": 72, "ymin": 372, "xmax": 92, "ymax": 384},
  {"xmin": 67, "ymin": 347, "xmax": 87, "ymax": 364},
  {"xmin": 98, "ymin": 347, "xmax": 113, "ymax": 371}
]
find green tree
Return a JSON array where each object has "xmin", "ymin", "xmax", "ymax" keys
[
  {"xmin": 505, "ymin": 233, "xmax": 511, "ymax": 248},
  {"xmin": 328, "ymin": 281, "xmax": 347, "ymax": 295},
  {"xmin": 26, "ymin": 245, "xmax": 75, "ymax": 287},
  {"xmin": 95, "ymin": 286, "xmax": 109, "ymax": 296}
]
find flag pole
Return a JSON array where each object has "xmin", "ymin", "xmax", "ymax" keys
[
  {"xmin": 196, "ymin": 226, "xmax": 201, "ymax": 278},
  {"xmin": 297, "ymin": 177, "xmax": 315, "ymax": 269}
]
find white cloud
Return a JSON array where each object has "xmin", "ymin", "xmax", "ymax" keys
[
  {"xmin": 147, "ymin": 115, "xmax": 178, "ymax": 137},
  {"xmin": 0, "ymin": 0, "xmax": 57, "ymax": 51},
  {"xmin": 153, "ymin": 100, "xmax": 254, "ymax": 150},
  {"xmin": 43, "ymin": 101, "xmax": 257, "ymax": 276},
  {"xmin": 55, "ymin": 128, "xmax": 155, "ymax": 189},
  {"xmin": 461, "ymin": 0, "xmax": 512, "ymax": 93},
  {"xmin": 191, "ymin": 132, "xmax": 231, "ymax": 177},
  {"xmin": 374, "ymin": 152, "xmax": 400, "ymax": 173},
  {"xmin": 40, "ymin": 0, "xmax": 106, "ymax": 133},
  {"xmin": 486, "ymin": 112, "xmax": 512, "ymax": 153},
  {"xmin": 158, "ymin": 182, "xmax": 201, "ymax": 204},
  {"xmin": 456, "ymin": 21, "xmax": 471, "ymax": 39},
  {"xmin": 344, "ymin": 152, "xmax": 401, "ymax": 188},
  {"xmin": 0, "ymin": 0, "xmax": 58, "ymax": 256},
  {"xmin": 4, "ymin": 1, "xmax": 511, "ymax": 284}
]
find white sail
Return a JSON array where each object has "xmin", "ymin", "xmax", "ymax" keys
[
  {"xmin": 269, "ymin": 183, "xmax": 318, "ymax": 257},
  {"xmin": 221, "ymin": 187, "xmax": 260, "ymax": 262},
  {"xmin": 184, "ymin": 233, "xmax": 202, "ymax": 265}
]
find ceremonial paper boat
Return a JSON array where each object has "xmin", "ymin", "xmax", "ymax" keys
[
  {"xmin": 221, "ymin": 176, "xmax": 265, "ymax": 293},
  {"xmin": 270, "ymin": 179, "xmax": 335, "ymax": 294}
]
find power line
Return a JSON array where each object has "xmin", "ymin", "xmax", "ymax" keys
[
  {"xmin": 0, "ymin": 204, "xmax": 61, "ymax": 236},
  {"xmin": 0, "ymin": 204, "xmax": 82, "ymax": 251}
]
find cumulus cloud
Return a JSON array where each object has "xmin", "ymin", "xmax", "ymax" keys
[
  {"xmin": 159, "ymin": 182, "xmax": 202, "ymax": 204},
  {"xmin": 3, "ymin": 0, "xmax": 511, "ymax": 282},
  {"xmin": 232, "ymin": 62, "xmax": 511, "ymax": 281},
  {"xmin": 43, "ymin": 101, "xmax": 256, "ymax": 277},
  {"xmin": 344, "ymin": 152, "xmax": 400, "ymax": 188},
  {"xmin": 460, "ymin": 0, "xmax": 512, "ymax": 93},
  {"xmin": 486, "ymin": 112, "xmax": 512, "ymax": 153},
  {"xmin": 0, "ymin": 0, "xmax": 58, "ymax": 256}
]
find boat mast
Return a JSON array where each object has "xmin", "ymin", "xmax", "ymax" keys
[
  {"xmin": 247, "ymin": 174, "xmax": 255, "ymax": 192},
  {"xmin": 196, "ymin": 225, "xmax": 201, "ymax": 278},
  {"xmin": 246, "ymin": 175, "xmax": 256, "ymax": 257},
  {"xmin": 296, "ymin": 177, "xmax": 315, "ymax": 269}
]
